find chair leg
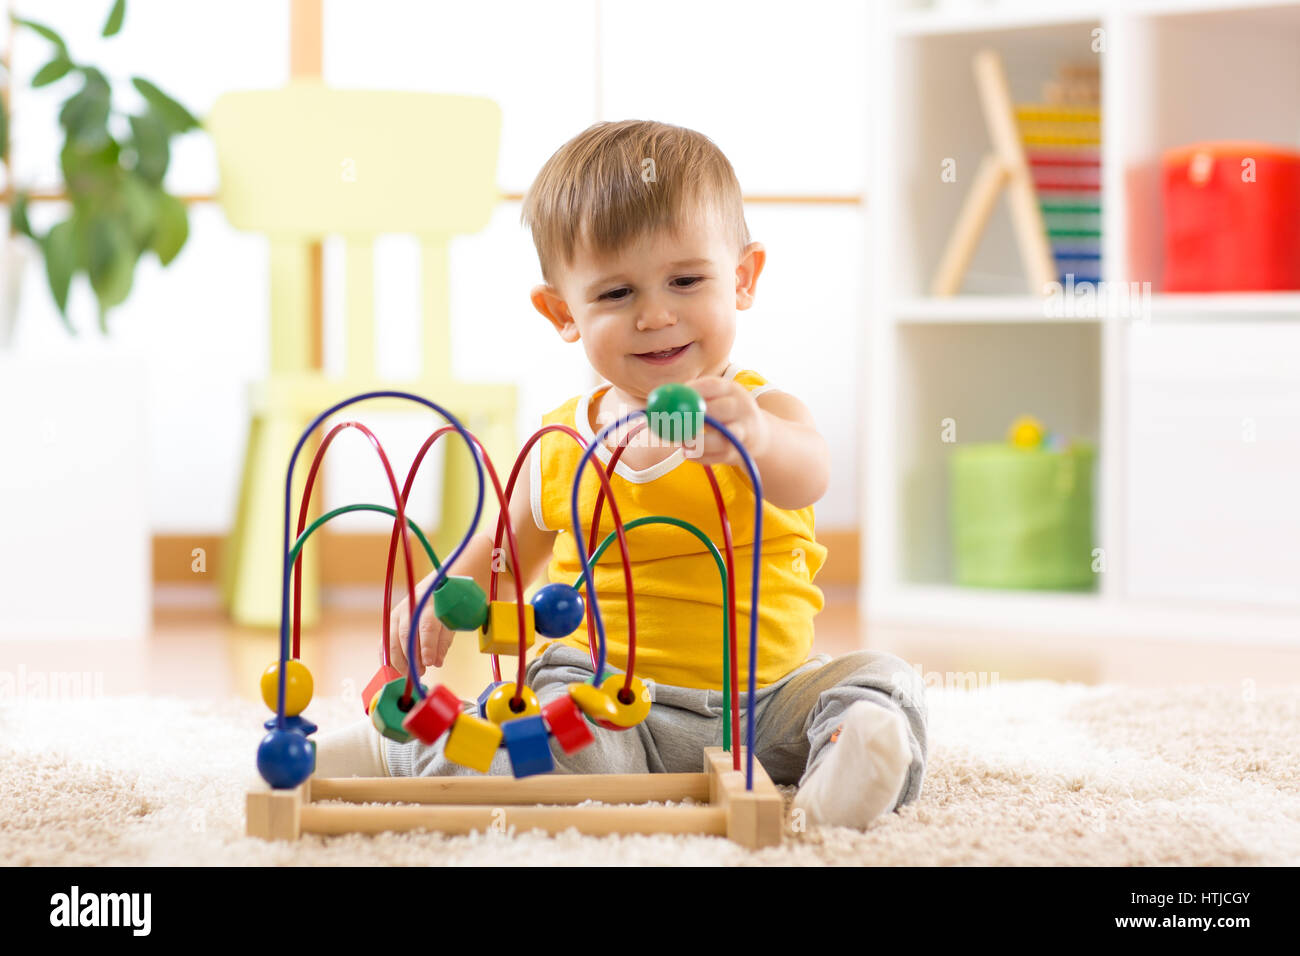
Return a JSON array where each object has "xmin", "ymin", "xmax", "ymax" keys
[{"xmin": 225, "ymin": 408, "xmax": 322, "ymax": 629}]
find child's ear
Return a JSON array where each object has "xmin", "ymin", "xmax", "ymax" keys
[
  {"xmin": 735, "ymin": 242, "xmax": 766, "ymax": 311},
  {"xmin": 531, "ymin": 284, "xmax": 580, "ymax": 342}
]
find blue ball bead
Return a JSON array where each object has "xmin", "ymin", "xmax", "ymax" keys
[
  {"xmin": 530, "ymin": 583, "xmax": 585, "ymax": 638},
  {"xmin": 257, "ymin": 729, "xmax": 314, "ymax": 789},
  {"xmin": 263, "ymin": 714, "xmax": 318, "ymax": 736}
]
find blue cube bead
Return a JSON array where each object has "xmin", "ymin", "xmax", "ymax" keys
[{"xmin": 501, "ymin": 715, "xmax": 554, "ymax": 778}]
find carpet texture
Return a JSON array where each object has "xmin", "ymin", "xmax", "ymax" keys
[{"xmin": 3, "ymin": 681, "xmax": 1298, "ymax": 866}]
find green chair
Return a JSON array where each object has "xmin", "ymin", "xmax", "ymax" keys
[{"xmin": 207, "ymin": 80, "xmax": 516, "ymax": 664}]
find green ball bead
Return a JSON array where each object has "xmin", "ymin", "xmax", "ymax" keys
[
  {"xmin": 645, "ymin": 383, "xmax": 706, "ymax": 442},
  {"xmin": 433, "ymin": 575, "xmax": 489, "ymax": 631}
]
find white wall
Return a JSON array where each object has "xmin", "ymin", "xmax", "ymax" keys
[{"xmin": 4, "ymin": 0, "xmax": 870, "ymax": 535}]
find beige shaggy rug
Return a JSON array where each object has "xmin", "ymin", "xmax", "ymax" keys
[{"xmin": 3, "ymin": 681, "xmax": 1298, "ymax": 866}]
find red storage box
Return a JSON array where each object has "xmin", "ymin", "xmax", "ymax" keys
[{"xmin": 1162, "ymin": 141, "xmax": 1300, "ymax": 291}]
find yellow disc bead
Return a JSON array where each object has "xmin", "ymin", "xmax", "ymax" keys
[
  {"xmin": 484, "ymin": 682, "xmax": 541, "ymax": 725},
  {"xmin": 568, "ymin": 681, "xmax": 619, "ymax": 722},
  {"xmin": 260, "ymin": 660, "xmax": 314, "ymax": 716},
  {"xmin": 599, "ymin": 674, "xmax": 652, "ymax": 728},
  {"xmin": 1007, "ymin": 415, "xmax": 1046, "ymax": 448}
]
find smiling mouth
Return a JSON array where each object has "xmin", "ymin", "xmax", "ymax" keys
[{"xmin": 634, "ymin": 343, "xmax": 691, "ymax": 363}]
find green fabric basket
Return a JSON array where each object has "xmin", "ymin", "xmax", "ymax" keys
[{"xmin": 948, "ymin": 441, "xmax": 1097, "ymax": 590}]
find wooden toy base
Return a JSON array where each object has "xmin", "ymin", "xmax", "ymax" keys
[{"xmin": 247, "ymin": 746, "xmax": 784, "ymax": 849}]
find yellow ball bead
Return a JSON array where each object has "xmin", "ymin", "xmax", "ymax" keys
[
  {"xmin": 484, "ymin": 682, "xmax": 541, "ymax": 725},
  {"xmin": 1008, "ymin": 415, "xmax": 1045, "ymax": 448},
  {"xmin": 260, "ymin": 659, "xmax": 314, "ymax": 716}
]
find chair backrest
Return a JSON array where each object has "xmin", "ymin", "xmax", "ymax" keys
[{"xmin": 206, "ymin": 80, "xmax": 502, "ymax": 380}]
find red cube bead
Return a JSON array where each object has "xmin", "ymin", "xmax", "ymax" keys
[
  {"xmin": 402, "ymin": 684, "xmax": 463, "ymax": 744},
  {"xmin": 363, "ymin": 664, "xmax": 402, "ymax": 716},
  {"xmin": 541, "ymin": 694, "xmax": 595, "ymax": 755}
]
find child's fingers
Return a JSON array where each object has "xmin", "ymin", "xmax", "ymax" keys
[
  {"xmin": 439, "ymin": 628, "xmax": 457, "ymax": 668},
  {"xmin": 702, "ymin": 393, "xmax": 744, "ymax": 424},
  {"xmin": 694, "ymin": 427, "xmax": 742, "ymax": 461},
  {"xmin": 388, "ymin": 626, "xmax": 409, "ymax": 676}
]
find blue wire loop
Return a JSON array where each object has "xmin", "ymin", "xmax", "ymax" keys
[
  {"xmin": 569, "ymin": 411, "xmax": 763, "ymax": 789},
  {"xmin": 278, "ymin": 391, "xmax": 485, "ymax": 728}
]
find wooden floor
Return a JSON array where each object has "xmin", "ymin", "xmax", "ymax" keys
[
  {"xmin": 2, "ymin": 583, "xmax": 1291, "ymax": 703},
  {"xmin": 0, "ymin": 584, "xmax": 865, "ymax": 703}
]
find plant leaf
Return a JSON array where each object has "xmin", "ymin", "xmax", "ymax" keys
[
  {"xmin": 60, "ymin": 136, "xmax": 120, "ymax": 196},
  {"xmin": 41, "ymin": 218, "xmax": 79, "ymax": 321},
  {"xmin": 59, "ymin": 69, "xmax": 112, "ymax": 148},
  {"xmin": 131, "ymin": 77, "xmax": 198, "ymax": 134},
  {"xmin": 102, "ymin": 0, "xmax": 126, "ymax": 37},
  {"xmin": 120, "ymin": 174, "xmax": 157, "ymax": 248},
  {"xmin": 32, "ymin": 54, "xmax": 73, "ymax": 88},
  {"xmin": 127, "ymin": 111, "xmax": 169, "ymax": 186},
  {"xmin": 87, "ymin": 213, "xmax": 136, "ymax": 310},
  {"xmin": 11, "ymin": 190, "xmax": 32, "ymax": 239},
  {"xmin": 150, "ymin": 191, "xmax": 188, "ymax": 266},
  {"xmin": 12, "ymin": 18, "xmax": 70, "ymax": 57}
]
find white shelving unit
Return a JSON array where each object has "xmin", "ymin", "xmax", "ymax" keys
[{"xmin": 864, "ymin": 0, "xmax": 1300, "ymax": 648}]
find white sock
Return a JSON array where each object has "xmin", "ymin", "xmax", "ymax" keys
[
  {"xmin": 314, "ymin": 716, "xmax": 390, "ymax": 777},
  {"xmin": 792, "ymin": 700, "xmax": 911, "ymax": 830}
]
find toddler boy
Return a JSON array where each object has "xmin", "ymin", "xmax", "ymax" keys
[{"xmin": 317, "ymin": 120, "xmax": 927, "ymax": 829}]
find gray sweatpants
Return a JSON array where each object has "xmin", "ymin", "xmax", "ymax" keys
[{"xmin": 384, "ymin": 642, "xmax": 929, "ymax": 812}]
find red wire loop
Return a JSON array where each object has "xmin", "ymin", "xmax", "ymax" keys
[
  {"xmin": 376, "ymin": 426, "xmax": 525, "ymax": 699},
  {"xmin": 291, "ymin": 421, "xmax": 420, "ymax": 704},
  {"xmin": 498, "ymin": 424, "xmax": 638, "ymax": 686},
  {"xmin": 584, "ymin": 425, "xmax": 740, "ymax": 766}
]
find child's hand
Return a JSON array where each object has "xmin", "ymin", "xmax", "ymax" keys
[
  {"xmin": 682, "ymin": 377, "xmax": 773, "ymax": 465},
  {"xmin": 388, "ymin": 574, "xmax": 456, "ymax": 678}
]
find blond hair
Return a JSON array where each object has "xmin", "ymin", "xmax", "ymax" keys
[{"xmin": 520, "ymin": 120, "xmax": 750, "ymax": 289}]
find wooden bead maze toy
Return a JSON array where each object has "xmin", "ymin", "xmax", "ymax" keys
[{"xmin": 246, "ymin": 385, "xmax": 784, "ymax": 848}]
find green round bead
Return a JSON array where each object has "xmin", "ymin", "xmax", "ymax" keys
[
  {"xmin": 370, "ymin": 676, "xmax": 424, "ymax": 743},
  {"xmin": 433, "ymin": 575, "xmax": 489, "ymax": 631},
  {"xmin": 645, "ymin": 383, "xmax": 706, "ymax": 442}
]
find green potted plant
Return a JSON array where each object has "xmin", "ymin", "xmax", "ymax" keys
[
  {"xmin": 0, "ymin": 0, "xmax": 203, "ymax": 643},
  {"xmin": 6, "ymin": 0, "xmax": 201, "ymax": 337}
]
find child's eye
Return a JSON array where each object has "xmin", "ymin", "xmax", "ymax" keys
[{"xmin": 598, "ymin": 277, "xmax": 701, "ymax": 301}]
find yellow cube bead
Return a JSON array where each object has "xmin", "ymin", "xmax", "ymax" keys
[
  {"xmin": 443, "ymin": 713, "xmax": 503, "ymax": 773},
  {"xmin": 484, "ymin": 682, "xmax": 541, "ymax": 725},
  {"xmin": 478, "ymin": 601, "xmax": 536, "ymax": 656}
]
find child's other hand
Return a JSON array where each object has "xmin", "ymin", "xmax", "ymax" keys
[
  {"xmin": 388, "ymin": 575, "xmax": 456, "ymax": 678},
  {"xmin": 682, "ymin": 376, "xmax": 772, "ymax": 465}
]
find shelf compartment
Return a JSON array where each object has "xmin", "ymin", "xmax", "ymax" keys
[
  {"xmin": 892, "ymin": 19, "xmax": 1104, "ymax": 296},
  {"xmin": 894, "ymin": 322, "xmax": 1103, "ymax": 589}
]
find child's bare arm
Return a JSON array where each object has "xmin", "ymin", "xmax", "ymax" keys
[
  {"xmin": 388, "ymin": 455, "xmax": 557, "ymax": 675},
  {"xmin": 747, "ymin": 389, "xmax": 831, "ymax": 510}
]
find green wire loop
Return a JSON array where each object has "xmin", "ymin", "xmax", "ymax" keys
[
  {"xmin": 570, "ymin": 515, "xmax": 734, "ymax": 752},
  {"xmin": 289, "ymin": 503, "xmax": 441, "ymax": 570}
]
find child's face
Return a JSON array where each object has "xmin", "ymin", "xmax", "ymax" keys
[{"xmin": 532, "ymin": 205, "xmax": 764, "ymax": 402}]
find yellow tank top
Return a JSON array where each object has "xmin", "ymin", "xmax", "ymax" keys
[{"xmin": 530, "ymin": 362, "xmax": 827, "ymax": 691}]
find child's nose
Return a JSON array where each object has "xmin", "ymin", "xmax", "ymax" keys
[{"xmin": 636, "ymin": 306, "xmax": 676, "ymax": 331}]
